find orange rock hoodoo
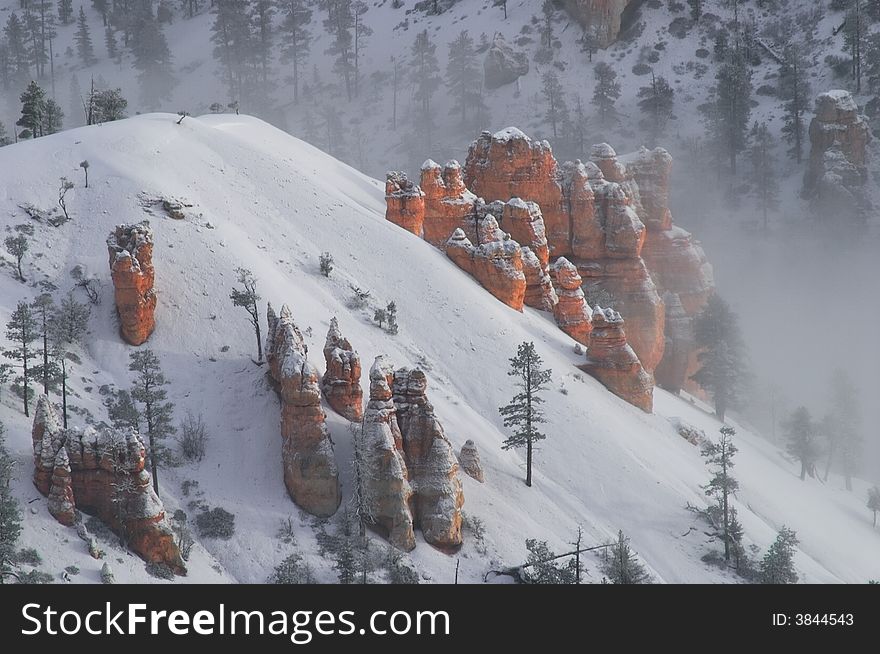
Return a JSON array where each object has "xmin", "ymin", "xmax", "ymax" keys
[
  {"xmin": 32, "ymin": 396, "xmax": 186, "ymax": 572},
  {"xmin": 267, "ymin": 304, "xmax": 341, "ymax": 518},
  {"xmin": 107, "ymin": 222, "xmax": 156, "ymax": 346},
  {"xmin": 385, "ymin": 171, "xmax": 425, "ymax": 236},
  {"xmin": 420, "ymin": 160, "xmax": 478, "ymax": 247},
  {"xmin": 321, "ymin": 318, "xmax": 364, "ymax": 422},
  {"xmin": 359, "ymin": 358, "xmax": 465, "ymax": 550},
  {"xmin": 580, "ymin": 308, "xmax": 653, "ymax": 413},
  {"xmin": 550, "ymin": 257, "xmax": 592, "ymax": 346}
]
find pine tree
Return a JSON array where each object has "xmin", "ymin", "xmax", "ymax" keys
[
  {"xmin": 541, "ymin": 69, "xmax": 569, "ymax": 140},
  {"xmin": 760, "ymin": 526, "xmax": 798, "ymax": 584},
  {"xmin": 523, "ymin": 539, "xmax": 577, "ymax": 584},
  {"xmin": 572, "ymin": 95, "xmax": 588, "ymax": 158},
  {"xmin": 325, "ymin": 0, "xmax": 354, "ymax": 100},
  {"xmin": 747, "ymin": 121, "xmax": 779, "ymax": 231},
  {"xmin": 4, "ymin": 13, "xmax": 31, "ymax": 90},
  {"xmin": 57, "ymin": 0, "xmax": 74, "ymax": 25},
  {"xmin": 0, "ymin": 122, "xmax": 9, "ymax": 146},
  {"xmin": 843, "ymin": 0, "xmax": 866, "ymax": 92},
  {"xmin": 602, "ymin": 530, "xmax": 649, "ymax": 584},
  {"xmin": 105, "ymin": 25, "xmax": 117, "ymax": 60},
  {"xmin": 129, "ymin": 349, "xmax": 175, "ymax": 495},
  {"xmin": 31, "ymin": 293, "xmax": 55, "ymax": 396},
  {"xmin": 701, "ymin": 425, "xmax": 739, "ymax": 562},
  {"xmin": 783, "ymin": 406, "xmax": 821, "ymax": 481},
  {"xmin": 249, "ymin": 0, "xmax": 274, "ymax": 105},
  {"xmin": 637, "ymin": 72, "xmax": 674, "ymax": 143},
  {"xmin": 446, "ymin": 30, "xmax": 481, "ymax": 125},
  {"xmin": 4, "ymin": 300, "xmax": 38, "ymax": 416},
  {"xmin": 42, "ymin": 97, "xmax": 63, "ymax": 134},
  {"xmin": 778, "ymin": 43, "xmax": 811, "ymax": 163},
  {"xmin": 690, "ymin": 294, "xmax": 747, "ymax": 421},
  {"xmin": 104, "ymin": 389, "xmax": 140, "ymax": 431},
  {"xmin": 130, "ymin": 9, "xmax": 176, "ymax": 109},
  {"xmin": 49, "ymin": 293, "xmax": 89, "ymax": 428},
  {"xmin": 700, "ymin": 51, "xmax": 753, "ymax": 175},
  {"xmin": 352, "ymin": 1, "xmax": 371, "ymax": 98},
  {"xmin": 409, "ymin": 29, "xmax": 441, "ymax": 151},
  {"xmin": 0, "ymin": 424, "xmax": 23, "ymax": 584},
  {"xmin": 92, "ymin": 0, "xmax": 108, "ymax": 25},
  {"xmin": 279, "ymin": 0, "xmax": 312, "ymax": 103},
  {"xmin": 230, "ymin": 267, "xmax": 263, "ymax": 363},
  {"xmin": 211, "ymin": 0, "xmax": 254, "ymax": 105},
  {"xmin": 499, "ymin": 341, "xmax": 552, "ymax": 488},
  {"xmin": 4, "ymin": 234, "xmax": 28, "ymax": 281},
  {"xmin": 334, "ymin": 509, "xmax": 358, "ymax": 584},
  {"xmin": 270, "ymin": 553, "xmax": 314, "ymax": 583},
  {"xmin": 93, "ymin": 87, "xmax": 127, "ymax": 122},
  {"xmin": 17, "ymin": 80, "xmax": 47, "ymax": 138},
  {"xmin": 75, "ymin": 7, "xmax": 96, "ymax": 65},
  {"xmin": 867, "ymin": 486, "xmax": 880, "ymax": 527},
  {"xmin": 592, "ymin": 61, "xmax": 620, "ymax": 128},
  {"xmin": 539, "ymin": 0, "xmax": 555, "ymax": 49},
  {"xmin": 824, "ymin": 369, "xmax": 861, "ymax": 491}
]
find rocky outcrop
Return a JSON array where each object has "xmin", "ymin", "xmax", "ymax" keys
[
  {"xmin": 32, "ymin": 395, "xmax": 185, "ymax": 572},
  {"xmin": 483, "ymin": 33, "xmax": 529, "ymax": 89},
  {"xmin": 805, "ymin": 91, "xmax": 872, "ymax": 219},
  {"xmin": 359, "ymin": 357, "xmax": 415, "ymax": 551},
  {"xmin": 522, "ymin": 247, "xmax": 558, "ymax": 312},
  {"xmin": 321, "ymin": 318, "xmax": 363, "ymax": 422},
  {"xmin": 550, "ymin": 257, "xmax": 592, "ymax": 345},
  {"xmin": 392, "ymin": 368, "xmax": 464, "ymax": 549},
  {"xmin": 562, "ymin": 0, "xmax": 635, "ymax": 48},
  {"xmin": 267, "ymin": 304, "xmax": 341, "ymax": 518},
  {"xmin": 653, "ymin": 293, "xmax": 693, "ymax": 395},
  {"xmin": 420, "ymin": 159, "xmax": 478, "ymax": 247},
  {"xmin": 107, "ymin": 222, "xmax": 156, "ymax": 346},
  {"xmin": 385, "ymin": 171, "xmax": 425, "ymax": 236},
  {"xmin": 446, "ymin": 221, "xmax": 527, "ymax": 311},
  {"xmin": 580, "ymin": 307, "xmax": 653, "ymax": 413},
  {"xmin": 458, "ymin": 440, "xmax": 484, "ymax": 483},
  {"xmin": 501, "ymin": 198, "xmax": 550, "ymax": 268}
]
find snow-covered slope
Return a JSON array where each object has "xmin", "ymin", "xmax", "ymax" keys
[{"xmin": 1, "ymin": 114, "xmax": 877, "ymax": 584}]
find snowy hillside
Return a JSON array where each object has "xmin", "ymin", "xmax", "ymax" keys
[{"xmin": 1, "ymin": 113, "xmax": 877, "ymax": 584}]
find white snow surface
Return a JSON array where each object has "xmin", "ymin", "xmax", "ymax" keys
[{"xmin": 0, "ymin": 114, "xmax": 877, "ymax": 584}]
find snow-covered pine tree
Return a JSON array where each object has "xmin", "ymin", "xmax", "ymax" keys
[
  {"xmin": 843, "ymin": 0, "xmax": 867, "ymax": 92},
  {"xmin": 49, "ymin": 292, "xmax": 89, "ymax": 428},
  {"xmin": 4, "ymin": 300, "xmax": 37, "ymax": 416},
  {"xmin": 42, "ymin": 98, "xmax": 63, "ymax": 134},
  {"xmin": 58, "ymin": 0, "xmax": 73, "ymax": 25},
  {"xmin": 130, "ymin": 8, "xmax": 176, "ymax": 109},
  {"xmin": 541, "ymin": 69, "xmax": 569, "ymax": 140},
  {"xmin": 747, "ymin": 121, "xmax": 779, "ymax": 231},
  {"xmin": 523, "ymin": 538, "xmax": 576, "ymax": 584},
  {"xmin": 4, "ymin": 13, "xmax": 31, "ymax": 90},
  {"xmin": 280, "ymin": 0, "xmax": 312, "ymax": 103},
  {"xmin": 409, "ymin": 29, "xmax": 441, "ymax": 153},
  {"xmin": 690, "ymin": 294, "xmax": 747, "ymax": 421},
  {"xmin": 701, "ymin": 425, "xmax": 739, "ymax": 562},
  {"xmin": 778, "ymin": 42, "xmax": 811, "ymax": 164},
  {"xmin": 759, "ymin": 526, "xmax": 799, "ymax": 584},
  {"xmin": 4, "ymin": 234, "xmax": 28, "ymax": 281},
  {"xmin": 499, "ymin": 341, "xmax": 552, "ymax": 488},
  {"xmin": 17, "ymin": 80, "xmax": 47, "ymax": 138},
  {"xmin": 783, "ymin": 406, "xmax": 821, "ymax": 481},
  {"xmin": 700, "ymin": 50, "xmax": 753, "ymax": 176},
  {"xmin": 270, "ymin": 553, "xmax": 314, "ymax": 583},
  {"xmin": 75, "ymin": 7, "xmax": 97, "ymax": 66},
  {"xmin": 592, "ymin": 61, "xmax": 620, "ymax": 129},
  {"xmin": 602, "ymin": 530, "xmax": 649, "ymax": 584},
  {"xmin": 129, "ymin": 349, "xmax": 176, "ymax": 494},
  {"xmin": 824, "ymin": 369, "xmax": 861, "ymax": 491},
  {"xmin": 229, "ymin": 267, "xmax": 263, "ymax": 363},
  {"xmin": 637, "ymin": 72, "xmax": 674, "ymax": 144},
  {"xmin": 446, "ymin": 30, "xmax": 481, "ymax": 126},
  {"xmin": 31, "ymin": 292, "xmax": 55, "ymax": 397},
  {"xmin": 0, "ymin": 423, "xmax": 22, "ymax": 584},
  {"xmin": 94, "ymin": 87, "xmax": 127, "ymax": 122}
]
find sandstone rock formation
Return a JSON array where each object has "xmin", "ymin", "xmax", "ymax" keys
[
  {"xmin": 446, "ymin": 221, "xmax": 527, "ymax": 311},
  {"xmin": 420, "ymin": 159, "xmax": 478, "ymax": 246},
  {"xmin": 392, "ymin": 368, "xmax": 464, "ymax": 549},
  {"xmin": 580, "ymin": 307, "xmax": 653, "ymax": 413},
  {"xmin": 562, "ymin": 0, "xmax": 635, "ymax": 48},
  {"xmin": 501, "ymin": 198, "xmax": 550, "ymax": 268},
  {"xmin": 522, "ymin": 247, "xmax": 558, "ymax": 312},
  {"xmin": 32, "ymin": 395, "xmax": 185, "ymax": 572},
  {"xmin": 550, "ymin": 257, "xmax": 592, "ymax": 345},
  {"xmin": 321, "ymin": 318, "xmax": 363, "ymax": 422},
  {"xmin": 385, "ymin": 171, "xmax": 425, "ymax": 236},
  {"xmin": 483, "ymin": 33, "xmax": 529, "ymax": 89},
  {"xmin": 458, "ymin": 439, "xmax": 484, "ymax": 483},
  {"xmin": 267, "ymin": 304, "xmax": 341, "ymax": 517},
  {"xmin": 653, "ymin": 293, "xmax": 693, "ymax": 395},
  {"xmin": 805, "ymin": 91, "xmax": 872, "ymax": 217},
  {"xmin": 107, "ymin": 222, "xmax": 156, "ymax": 345},
  {"xmin": 359, "ymin": 357, "xmax": 416, "ymax": 551}
]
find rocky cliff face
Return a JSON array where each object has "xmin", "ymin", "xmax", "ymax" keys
[
  {"xmin": 385, "ymin": 171, "xmax": 425, "ymax": 236},
  {"xmin": 321, "ymin": 318, "xmax": 364, "ymax": 422},
  {"xmin": 420, "ymin": 159, "xmax": 478, "ymax": 247},
  {"xmin": 359, "ymin": 357, "xmax": 416, "ymax": 551},
  {"xmin": 804, "ymin": 90, "xmax": 872, "ymax": 217},
  {"xmin": 392, "ymin": 368, "xmax": 464, "ymax": 549},
  {"xmin": 32, "ymin": 395, "xmax": 185, "ymax": 572},
  {"xmin": 653, "ymin": 292, "xmax": 693, "ymax": 395},
  {"xmin": 483, "ymin": 33, "xmax": 529, "ymax": 89},
  {"xmin": 107, "ymin": 222, "xmax": 156, "ymax": 346},
  {"xmin": 562, "ymin": 0, "xmax": 636, "ymax": 48},
  {"xmin": 267, "ymin": 304, "xmax": 341, "ymax": 518},
  {"xmin": 580, "ymin": 307, "xmax": 653, "ymax": 413}
]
